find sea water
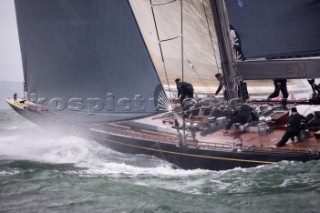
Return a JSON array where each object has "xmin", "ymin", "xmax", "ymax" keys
[{"xmin": 0, "ymin": 109, "xmax": 320, "ymax": 213}]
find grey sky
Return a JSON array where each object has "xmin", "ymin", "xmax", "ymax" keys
[{"xmin": 0, "ymin": 0, "xmax": 23, "ymax": 81}]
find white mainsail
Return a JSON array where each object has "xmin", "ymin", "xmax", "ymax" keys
[
  {"xmin": 130, "ymin": 0, "xmax": 314, "ymax": 99},
  {"xmin": 130, "ymin": 0, "xmax": 221, "ymax": 94}
]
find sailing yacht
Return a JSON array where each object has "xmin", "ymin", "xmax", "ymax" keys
[{"xmin": 7, "ymin": 0, "xmax": 320, "ymax": 170}]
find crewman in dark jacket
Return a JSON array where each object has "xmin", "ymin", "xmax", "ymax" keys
[
  {"xmin": 275, "ymin": 107, "xmax": 307, "ymax": 147},
  {"xmin": 267, "ymin": 79, "xmax": 289, "ymax": 110},
  {"xmin": 175, "ymin": 78, "xmax": 194, "ymax": 103},
  {"xmin": 224, "ymin": 104, "xmax": 258, "ymax": 133}
]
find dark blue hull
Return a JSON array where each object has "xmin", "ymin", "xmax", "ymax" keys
[{"xmin": 91, "ymin": 128, "xmax": 319, "ymax": 171}]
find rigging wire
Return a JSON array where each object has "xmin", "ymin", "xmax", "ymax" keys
[
  {"xmin": 201, "ymin": 0, "xmax": 221, "ymax": 77},
  {"xmin": 180, "ymin": 0, "xmax": 186, "ymax": 145},
  {"xmin": 180, "ymin": 0, "xmax": 184, "ymax": 82},
  {"xmin": 149, "ymin": 0, "xmax": 172, "ymax": 98}
]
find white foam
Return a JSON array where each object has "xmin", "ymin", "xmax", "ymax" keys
[
  {"xmin": 0, "ymin": 128, "xmax": 238, "ymax": 181},
  {"xmin": 0, "ymin": 132, "xmax": 96, "ymax": 163},
  {"xmin": 0, "ymin": 169, "xmax": 21, "ymax": 176},
  {"xmin": 0, "ymin": 129, "xmax": 186, "ymax": 176}
]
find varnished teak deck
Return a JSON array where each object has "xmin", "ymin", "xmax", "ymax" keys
[{"xmin": 91, "ymin": 114, "xmax": 320, "ymax": 154}]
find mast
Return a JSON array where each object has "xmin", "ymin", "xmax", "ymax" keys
[{"xmin": 210, "ymin": 0, "xmax": 239, "ymax": 101}]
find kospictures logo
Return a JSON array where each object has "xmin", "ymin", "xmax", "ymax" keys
[{"xmin": 28, "ymin": 92, "xmax": 169, "ymax": 115}]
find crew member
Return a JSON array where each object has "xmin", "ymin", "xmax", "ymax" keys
[
  {"xmin": 224, "ymin": 104, "xmax": 258, "ymax": 133},
  {"xmin": 267, "ymin": 79, "xmax": 289, "ymax": 110},
  {"xmin": 307, "ymin": 111, "xmax": 320, "ymax": 129},
  {"xmin": 307, "ymin": 79, "xmax": 320, "ymax": 95},
  {"xmin": 175, "ymin": 78, "xmax": 194, "ymax": 103},
  {"xmin": 307, "ymin": 79, "xmax": 320, "ymax": 104},
  {"xmin": 275, "ymin": 107, "xmax": 307, "ymax": 147}
]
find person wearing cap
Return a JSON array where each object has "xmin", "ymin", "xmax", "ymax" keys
[
  {"xmin": 175, "ymin": 78, "xmax": 194, "ymax": 103},
  {"xmin": 275, "ymin": 107, "xmax": 307, "ymax": 147}
]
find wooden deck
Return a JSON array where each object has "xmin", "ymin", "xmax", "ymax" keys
[{"xmin": 90, "ymin": 112, "xmax": 320, "ymax": 155}]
